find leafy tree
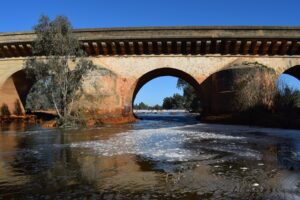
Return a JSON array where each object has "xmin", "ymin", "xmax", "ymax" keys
[
  {"xmin": 134, "ymin": 102, "xmax": 149, "ymax": 110},
  {"xmin": 162, "ymin": 97, "xmax": 174, "ymax": 109},
  {"xmin": 162, "ymin": 93, "xmax": 185, "ymax": 109},
  {"xmin": 26, "ymin": 80, "xmax": 53, "ymax": 110},
  {"xmin": 172, "ymin": 93, "xmax": 185, "ymax": 109},
  {"xmin": 134, "ymin": 102, "xmax": 163, "ymax": 110},
  {"xmin": 24, "ymin": 15, "xmax": 96, "ymax": 126},
  {"xmin": 177, "ymin": 79, "xmax": 201, "ymax": 112},
  {"xmin": 152, "ymin": 104, "xmax": 162, "ymax": 110}
]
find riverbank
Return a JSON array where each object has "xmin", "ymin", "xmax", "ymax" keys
[
  {"xmin": 134, "ymin": 109, "xmax": 300, "ymax": 130},
  {"xmin": 0, "ymin": 111, "xmax": 57, "ymax": 127},
  {"xmin": 201, "ymin": 112, "xmax": 300, "ymax": 130},
  {"xmin": 0, "ymin": 115, "xmax": 36, "ymax": 124},
  {"xmin": 1, "ymin": 109, "xmax": 300, "ymax": 130},
  {"xmin": 133, "ymin": 109, "xmax": 187, "ymax": 113}
]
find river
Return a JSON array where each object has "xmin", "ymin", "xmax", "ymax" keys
[{"xmin": 0, "ymin": 112, "xmax": 300, "ymax": 199}]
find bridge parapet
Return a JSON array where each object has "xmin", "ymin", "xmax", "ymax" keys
[{"xmin": 1, "ymin": 26, "xmax": 300, "ymax": 58}]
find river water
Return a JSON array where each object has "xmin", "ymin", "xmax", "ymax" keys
[{"xmin": 0, "ymin": 113, "xmax": 300, "ymax": 199}]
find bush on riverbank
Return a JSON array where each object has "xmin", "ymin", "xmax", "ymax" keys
[{"xmin": 134, "ymin": 102, "xmax": 162, "ymax": 110}]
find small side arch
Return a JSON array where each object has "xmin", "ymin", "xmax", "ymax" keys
[
  {"xmin": 283, "ymin": 65, "xmax": 300, "ymax": 81},
  {"xmin": 0, "ymin": 70, "xmax": 34, "ymax": 115}
]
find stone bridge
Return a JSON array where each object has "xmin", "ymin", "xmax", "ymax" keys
[{"xmin": 0, "ymin": 27, "xmax": 300, "ymax": 123}]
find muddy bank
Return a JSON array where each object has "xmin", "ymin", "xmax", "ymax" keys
[
  {"xmin": 0, "ymin": 115, "xmax": 36, "ymax": 124},
  {"xmin": 0, "ymin": 111, "xmax": 137, "ymax": 128},
  {"xmin": 85, "ymin": 115, "xmax": 137, "ymax": 126},
  {"xmin": 2, "ymin": 110, "xmax": 300, "ymax": 130},
  {"xmin": 0, "ymin": 111, "xmax": 57, "ymax": 127}
]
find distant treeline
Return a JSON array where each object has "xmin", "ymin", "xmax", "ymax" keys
[{"xmin": 133, "ymin": 102, "xmax": 162, "ymax": 110}]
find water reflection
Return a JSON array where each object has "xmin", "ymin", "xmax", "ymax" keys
[
  {"xmin": 278, "ymin": 143, "xmax": 300, "ymax": 170},
  {"xmin": 0, "ymin": 113, "xmax": 300, "ymax": 199}
]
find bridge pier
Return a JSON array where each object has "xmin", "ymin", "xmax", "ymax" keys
[
  {"xmin": 199, "ymin": 62, "xmax": 278, "ymax": 115},
  {"xmin": 0, "ymin": 55, "xmax": 300, "ymax": 124}
]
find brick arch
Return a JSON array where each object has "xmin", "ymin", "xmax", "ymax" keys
[
  {"xmin": 283, "ymin": 65, "xmax": 300, "ymax": 81},
  {"xmin": 0, "ymin": 69, "xmax": 34, "ymax": 115}
]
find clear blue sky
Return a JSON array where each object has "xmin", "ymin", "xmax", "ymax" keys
[
  {"xmin": 1, "ymin": 0, "xmax": 300, "ymax": 105},
  {"xmin": 135, "ymin": 77, "xmax": 183, "ymax": 106}
]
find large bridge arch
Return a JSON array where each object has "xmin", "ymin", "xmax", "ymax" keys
[{"xmin": 131, "ymin": 67, "xmax": 202, "ymax": 106}]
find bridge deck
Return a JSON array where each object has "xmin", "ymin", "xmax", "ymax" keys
[{"xmin": 0, "ymin": 26, "xmax": 300, "ymax": 58}]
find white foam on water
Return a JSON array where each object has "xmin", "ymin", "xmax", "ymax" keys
[
  {"xmin": 70, "ymin": 125, "xmax": 261, "ymax": 162},
  {"xmin": 186, "ymin": 123, "xmax": 300, "ymax": 158}
]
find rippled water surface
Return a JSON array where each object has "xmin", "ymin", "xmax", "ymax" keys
[{"xmin": 1, "ymin": 113, "xmax": 300, "ymax": 199}]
